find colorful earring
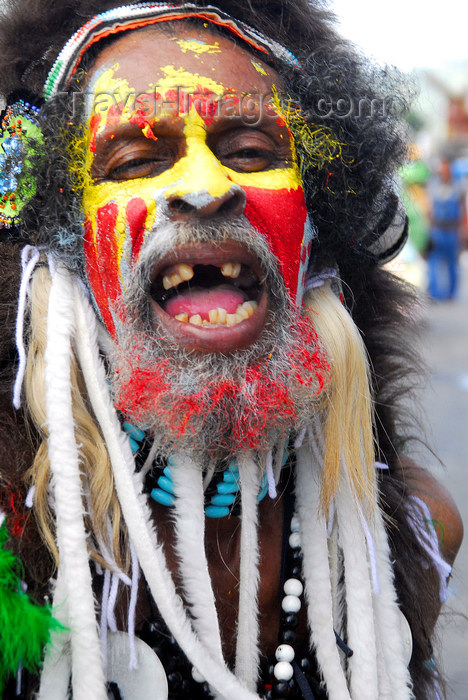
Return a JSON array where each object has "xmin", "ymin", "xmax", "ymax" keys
[{"xmin": 0, "ymin": 99, "xmax": 42, "ymax": 229}]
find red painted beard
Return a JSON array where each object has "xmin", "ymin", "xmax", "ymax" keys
[{"xmin": 112, "ymin": 313, "xmax": 328, "ymax": 455}]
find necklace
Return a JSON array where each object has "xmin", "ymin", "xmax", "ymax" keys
[
  {"xmin": 121, "ymin": 423, "xmax": 346, "ymax": 697},
  {"xmin": 263, "ymin": 470, "xmax": 327, "ymax": 700},
  {"xmin": 122, "ymin": 420, "xmax": 287, "ymax": 518},
  {"xmin": 137, "ymin": 469, "xmax": 330, "ymax": 699},
  {"xmin": 145, "ymin": 456, "xmax": 269, "ymax": 518}
]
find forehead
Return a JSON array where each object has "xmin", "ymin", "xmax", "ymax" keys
[{"xmin": 86, "ymin": 24, "xmax": 279, "ymax": 95}]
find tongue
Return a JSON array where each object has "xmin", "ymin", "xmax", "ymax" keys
[{"xmin": 166, "ymin": 285, "xmax": 246, "ymax": 319}]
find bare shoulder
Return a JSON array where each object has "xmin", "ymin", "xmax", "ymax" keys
[{"xmin": 403, "ymin": 462, "xmax": 464, "ymax": 566}]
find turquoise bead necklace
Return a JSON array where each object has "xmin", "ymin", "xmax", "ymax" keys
[{"xmin": 122, "ymin": 420, "xmax": 283, "ymax": 518}]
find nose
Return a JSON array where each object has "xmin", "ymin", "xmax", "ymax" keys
[{"xmin": 167, "ymin": 186, "xmax": 246, "ymax": 221}]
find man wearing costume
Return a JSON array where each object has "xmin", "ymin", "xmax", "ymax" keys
[{"xmin": 0, "ymin": 1, "xmax": 463, "ymax": 699}]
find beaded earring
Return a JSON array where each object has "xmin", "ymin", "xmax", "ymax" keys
[{"xmin": 0, "ymin": 99, "xmax": 42, "ymax": 229}]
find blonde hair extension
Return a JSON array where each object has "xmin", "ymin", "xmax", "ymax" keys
[
  {"xmin": 24, "ymin": 266, "xmax": 128, "ymax": 571},
  {"xmin": 303, "ymin": 281, "xmax": 376, "ymax": 512}
]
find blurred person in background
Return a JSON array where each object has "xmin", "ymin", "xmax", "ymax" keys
[
  {"xmin": 427, "ymin": 158, "xmax": 465, "ymax": 300},
  {"xmin": 392, "ymin": 155, "xmax": 431, "ymax": 289}
]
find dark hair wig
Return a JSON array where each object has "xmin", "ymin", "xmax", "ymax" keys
[
  {"xmin": 0, "ymin": 1, "xmax": 443, "ymax": 697},
  {"xmin": 0, "ymin": 0, "xmax": 411, "ymax": 270}
]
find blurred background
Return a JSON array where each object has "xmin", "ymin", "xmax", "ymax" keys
[{"xmin": 332, "ymin": 1, "xmax": 468, "ymax": 696}]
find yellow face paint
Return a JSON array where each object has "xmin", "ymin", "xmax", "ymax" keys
[
  {"xmin": 171, "ymin": 37, "xmax": 221, "ymax": 55},
  {"xmin": 155, "ymin": 64, "xmax": 225, "ymax": 93},
  {"xmin": 270, "ymin": 85, "xmax": 345, "ymax": 175},
  {"xmin": 84, "ymin": 64, "xmax": 301, "ymax": 217},
  {"xmin": 82, "ymin": 63, "xmax": 312, "ymax": 336},
  {"xmin": 251, "ymin": 59, "xmax": 268, "ymax": 76}
]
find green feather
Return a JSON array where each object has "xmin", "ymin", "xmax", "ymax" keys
[{"xmin": 0, "ymin": 521, "xmax": 64, "ymax": 697}]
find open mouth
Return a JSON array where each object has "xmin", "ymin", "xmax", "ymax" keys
[{"xmin": 149, "ymin": 241, "xmax": 269, "ymax": 352}]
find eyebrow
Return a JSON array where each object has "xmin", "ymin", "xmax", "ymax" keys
[
  {"xmin": 93, "ymin": 119, "xmax": 181, "ymax": 148},
  {"xmin": 91, "ymin": 101, "xmax": 284, "ymax": 154}
]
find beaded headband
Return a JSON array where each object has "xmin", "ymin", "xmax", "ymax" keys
[{"xmin": 43, "ymin": 2, "xmax": 301, "ymax": 100}]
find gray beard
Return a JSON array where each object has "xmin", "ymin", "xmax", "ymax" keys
[{"xmin": 108, "ymin": 218, "xmax": 325, "ymax": 461}]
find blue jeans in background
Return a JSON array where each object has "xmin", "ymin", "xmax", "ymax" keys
[{"xmin": 428, "ymin": 229, "xmax": 459, "ymax": 300}]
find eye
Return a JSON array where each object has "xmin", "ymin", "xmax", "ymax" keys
[
  {"xmin": 92, "ymin": 136, "xmax": 180, "ymax": 182},
  {"xmin": 212, "ymin": 129, "xmax": 291, "ymax": 173},
  {"xmin": 220, "ymin": 147, "xmax": 275, "ymax": 172},
  {"xmin": 108, "ymin": 157, "xmax": 167, "ymax": 181}
]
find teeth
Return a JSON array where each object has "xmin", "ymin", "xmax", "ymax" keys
[
  {"xmin": 173, "ymin": 301, "xmax": 258, "ymax": 327},
  {"xmin": 162, "ymin": 263, "xmax": 194, "ymax": 290},
  {"xmin": 162, "ymin": 271, "xmax": 183, "ymax": 290},
  {"xmin": 163, "ymin": 274, "xmax": 176, "ymax": 290},
  {"xmin": 236, "ymin": 304, "xmax": 250, "ymax": 320},
  {"xmin": 217, "ymin": 307, "xmax": 227, "ymax": 324},
  {"xmin": 178, "ymin": 263, "xmax": 194, "ymax": 281},
  {"xmin": 242, "ymin": 300, "xmax": 258, "ymax": 317},
  {"xmin": 164, "ymin": 261, "xmax": 245, "ymax": 290},
  {"xmin": 221, "ymin": 262, "xmax": 241, "ymax": 278}
]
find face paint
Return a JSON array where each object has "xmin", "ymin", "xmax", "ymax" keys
[
  {"xmin": 82, "ymin": 40, "xmax": 313, "ymax": 340},
  {"xmin": 171, "ymin": 37, "xmax": 221, "ymax": 55},
  {"xmin": 251, "ymin": 60, "xmax": 268, "ymax": 76}
]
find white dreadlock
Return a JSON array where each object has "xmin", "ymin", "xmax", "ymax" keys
[{"xmin": 19, "ymin": 257, "xmax": 414, "ymax": 699}]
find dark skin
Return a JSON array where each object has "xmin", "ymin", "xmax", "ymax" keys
[
  {"xmin": 407, "ymin": 466, "xmax": 463, "ymax": 568},
  {"xmin": 86, "ymin": 27, "xmax": 295, "ymax": 353},
  {"xmin": 88, "ymin": 28, "xmax": 300, "ymax": 659},
  {"xmin": 86, "ymin": 26, "xmax": 463, "ymax": 665},
  {"xmin": 148, "ymin": 492, "xmax": 288, "ymax": 662},
  {"xmin": 146, "ymin": 466, "xmax": 462, "ymax": 663}
]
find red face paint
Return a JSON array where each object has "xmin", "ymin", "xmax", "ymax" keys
[
  {"xmin": 244, "ymin": 185, "xmax": 308, "ymax": 301},
  {"xmin": 83, "ymin": 35, "xmax": 315, "ymax": 341},
  {"xmin": 129, "ymin": 112, "xmax": 158, "ymax": 140},
  {"xmin": 88, "ymin": 113, "xmax": 101, "ymax": 154},
  {"xmin": 83, "ymin": 203, "xmax": 120, "ymax": 335},
  {"xmin": 126, "ymin": 197, "xmax": 148, "ymax": 262}
]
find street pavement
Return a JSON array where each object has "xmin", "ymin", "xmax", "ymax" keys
[{"xmin": 416, "ymin": 253, "xmax": 468, "ymax": 699}]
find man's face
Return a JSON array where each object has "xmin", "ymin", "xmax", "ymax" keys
[
  {"xmin": 81, "ymin": 25, "xmax": 324, "ymax": 453},
  {"xmin": 82, "ymin": 26, "xmax": 313, "ymax": 352}
]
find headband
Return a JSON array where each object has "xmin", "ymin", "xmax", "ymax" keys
[{"xmin": 43, "ymin": 2, "xmax": 301, "ymax": 100}]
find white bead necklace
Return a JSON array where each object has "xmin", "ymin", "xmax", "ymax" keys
[{"xmin": 273, "ymin": 513, "xmax": 304, "ymax": 684}]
